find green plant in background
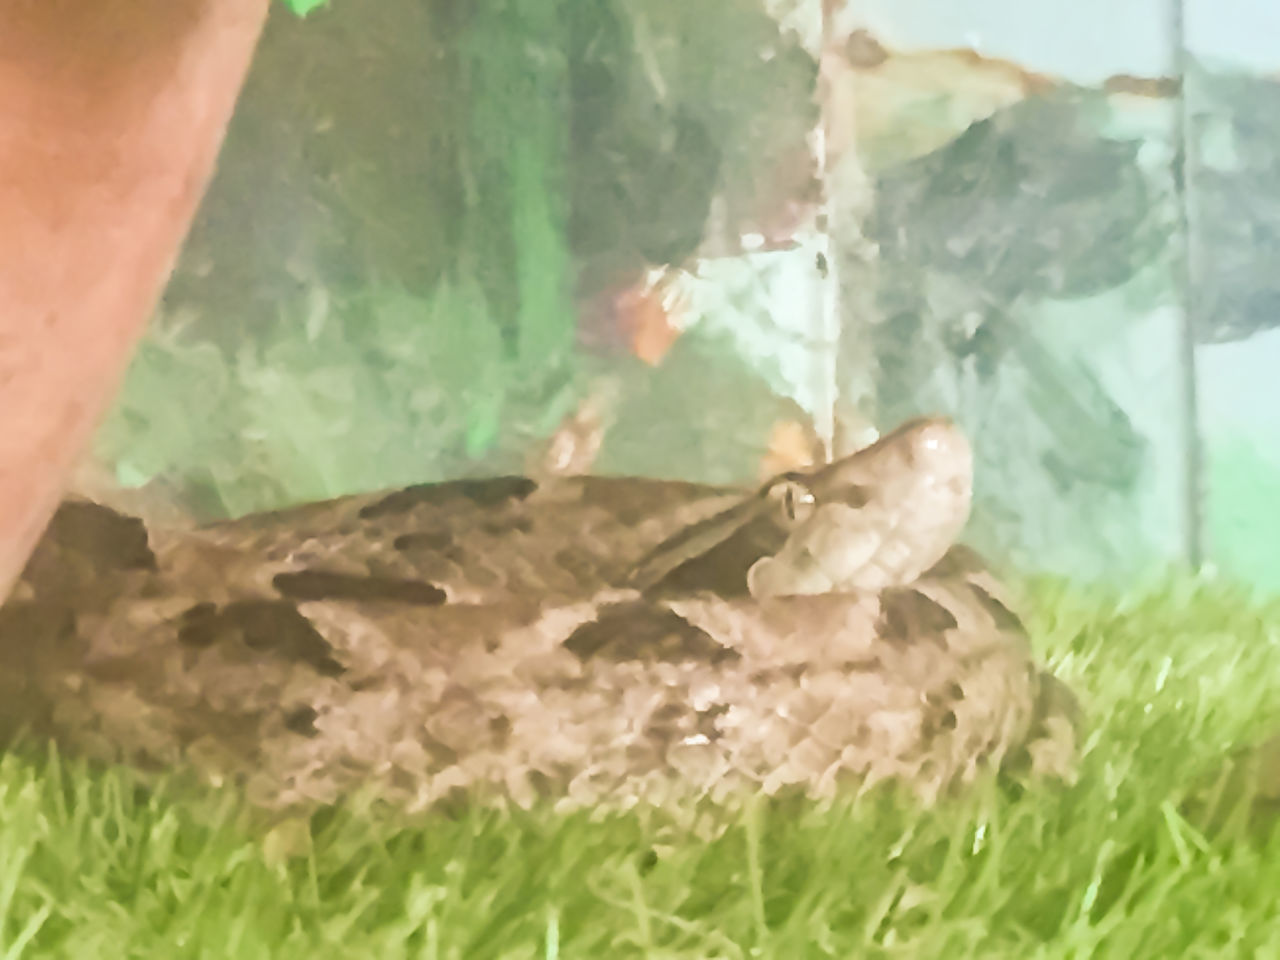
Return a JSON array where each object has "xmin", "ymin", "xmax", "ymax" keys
[
  {"xmin": 280, "ymin": 0, "xmax": 329, "ymax": 16},
  {"xmin": 96, "ymin": 279, "xmax": 520, "ymax": 518},
  {"xmin": 96, "ymin": 0, "xmax": 834, "ymax": 516},
  {"xmin": 465, "ymin": 0, "xmax": 575, "ymax": 358},
  {"xmin": 453, "ymin": 0, "xmax": 577, "ymax": 421},
  {"xmin": 99, "ymin": 0, "xmax": 581, "ymax": 515}
]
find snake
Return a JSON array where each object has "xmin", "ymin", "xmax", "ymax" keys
[{"xmin": 0, "ymin": 417, "xmax": 1080, "ymax": 815}]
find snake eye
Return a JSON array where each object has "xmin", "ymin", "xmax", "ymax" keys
[{"xmin": 768, "ymin": 479, "xmax": 816, "ymax": 525}]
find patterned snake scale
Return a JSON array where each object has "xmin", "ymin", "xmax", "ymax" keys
[{"xmin": 0, "ymin": 418, "xmax": 1080, "ymax": 814}]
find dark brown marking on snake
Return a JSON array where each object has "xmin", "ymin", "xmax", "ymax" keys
[
  {"xmin": 749, "ymin": 663, "xmax": 809, "ymax": 686},
  {"xmin": 836, "ymin": 484, "xmax": 873, "ymax": 510},
  {"xmin": 177, "ymin": 600, "xmax": 345, "ymax": 677},
  {"xmin": 968, "ymin": 583, "xmax": 1023, "ymax": 632},
  {"xmin": 877, "ymin": 588, "xmax": 959, "ymax": 643},
  {"xmin": 563, "ymin": 601, "xmax": 740, "ymax": 665},
  {"xmin": 421, "ymin": 736, "xmax": 461, "ymax": 767},
  {"xmin": 41, "ymin": 501, "xmax": 158, "ymax": 572},
  {"xmin": 273, "ymin": 570, "xmax": 447, "ymax": 606},
  {"xmin": 525, "ymin": 769, "xmax": 559, "ymax": 800},
  {"xmin": 283, "ymin": 705, "xmax": 320, "ymax": 736},
  {"xmin": 629, "ymin": 499, "xmax": 761, "ymax": 584},
  {"xmin": 644, "ymin": 700, "xmax": 691, "ymax": 747},
  {"xmin": 488, "ymin": 715, "xmax": 512, "ymax": 747},
  {"xmin": 432, "ymin": 786, "xmax": 473, "ymax": 821},
  {"xmin": 358, "ymin": 476, "xmax": 538, "ymax": 519},
  {"xmin": 921, "ymin": 710, "xmax": 958, "ymax": 740},
  {"xmin": 22, "ymin": 503, "xmax": 156, "ymax": 610},
  {"xmin": 1033, "ymin": 672, "xmax": 1084, "ymax": 731},
  {"xmin": 649, "ymin": 702, "xmax": 687, "ymax": 728},
  {"xmin": 175, "ymin": 603, "xmax": 219, "ymax": 648},
  {"xmin": 392, "ymin": 529, "xmax": 455, "ymax": 553},
  {"xmin": 696, "ymin": 703, "xmax": 729, "ymax": 739},
  {"xmin": 922, "ymin": 686, "xmax": 962, "ymax": 738},
  {"xmin": 638, "ymin": 514, "xmax": 792, "ymax": 599}
]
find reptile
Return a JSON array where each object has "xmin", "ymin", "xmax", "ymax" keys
[{"xmin": 0, "ymin": 417, "xmax": 1079, "ymax": 815}]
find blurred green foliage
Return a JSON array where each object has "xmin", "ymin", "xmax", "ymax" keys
[
  {"xmin": 280, "ymin": 0, "xmax": 329, "ymax": 16},
  {"xmin": 100, "ymin": 0, "xmax": 587, "ymax": 515},
  {"xmin": 98, "ymin": 0, "xmax": 817, "ymax": 517},
  {"xmin": 98, "ymin": 281, "xmax": 508, "ymax": 517}
]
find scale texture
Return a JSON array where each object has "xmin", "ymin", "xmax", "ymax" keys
[{"xmin": 0, "ymin": 418, "xmax": 1079, "ymax": 813}]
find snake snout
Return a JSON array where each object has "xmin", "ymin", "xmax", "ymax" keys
[
  {"xmin": 907, "ymin": 420, "xmax": 972, "ymax": 486},
  {"xmin": 911, "ymin": 418, "xmax": 966, "ymax": 460}
]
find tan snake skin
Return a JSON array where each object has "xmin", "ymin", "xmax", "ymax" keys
[{"xmin": 0, "ymin": 418, "xmax": 1079, "ymax": 814}]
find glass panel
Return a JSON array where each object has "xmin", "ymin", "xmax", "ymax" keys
[
  {"xmin": 828, "ymin": 0, "xmax": 1189, "ymax": 578},
  {"xmin": 91, "ymin": 2, "xmax": 829, "ymax": 522},
  {"xmin": 1183, "ymin": 0, "xmax": 1280, "ymax": 591},
  {"xmin": 86, "ymin": 0, "xmax": 1280, "ymax": 593}
]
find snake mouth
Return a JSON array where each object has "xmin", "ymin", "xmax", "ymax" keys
[{"xmin": 920, "ymin": 465, "xmax": 973, "ymax": 530}]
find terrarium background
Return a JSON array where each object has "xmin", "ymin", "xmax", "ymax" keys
[{"xmin": 93, "ymin": 0, "xmax": 1280, "ymax": 590}]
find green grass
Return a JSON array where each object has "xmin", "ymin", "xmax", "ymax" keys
[{"xmin": 2, "ymin": 575, "xmax": 1280, "ymax": 958}]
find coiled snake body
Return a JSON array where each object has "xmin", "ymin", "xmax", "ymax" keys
[{"xmin": 0, "ymin": 418, "xmax": 1079, "ymax": 813}]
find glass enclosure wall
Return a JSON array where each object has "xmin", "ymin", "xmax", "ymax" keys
[
  {"xmin": 89, "ymin": 0, "xmax": 1280, "ymax": 588},
  {"xmin": 1183, "ymin": 0, "xmax": 1280, "ymax": 591}
]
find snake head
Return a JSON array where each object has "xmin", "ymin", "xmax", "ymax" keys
[
  {"xmin": 630, "ymin": 417, "xmax": 974, "ymax": 598},
  {"xmin": 749, "ymin": 417, "xmax": 973, "ymax": 597}
]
